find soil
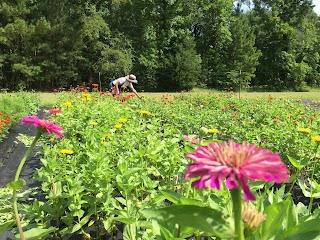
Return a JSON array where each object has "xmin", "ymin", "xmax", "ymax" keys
[
  {"xmin": 0, "ymin": 108, "xmax": 48, "ymax": 240},
  {"xmin": 301, "ymin": 99, "xmax": 320, "ymax": 111}
]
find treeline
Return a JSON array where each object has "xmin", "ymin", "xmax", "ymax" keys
[{"xmin": 0, "ymin": 0, "xmax": 319, "ymax": 92}]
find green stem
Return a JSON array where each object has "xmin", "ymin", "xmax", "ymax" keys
[
  {"xmin": 13, "ymin": 131, "xmax": 42, "ymax": 240},
  {"xmin": 308, "ymin": 143, "xmax": 320, "ymax": 214},
  {"xmin": 230, "ymin": 188, "xmax": 245, "ymax": 240},
  {"xmin": 185, "ymin": 180, "xmax": 192, "ymax": 198},
  {"xmin": 287, "ymin": 169, "xmax": 300, "ymax": 197}
]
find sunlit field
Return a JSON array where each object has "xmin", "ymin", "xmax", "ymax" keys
[
  {"xmin": 37, "ymin": 88, "xmax": 320, "ymax": 105},
  {"xmin": 1, "ymin": 89, "xmax": 320, "ymax": 239}
]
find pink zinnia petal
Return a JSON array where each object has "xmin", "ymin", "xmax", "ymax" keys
[
  {"xmin": 183, "ymin": 135, "xmax": 200, "ymax": 145},
  {"xmin": 185, "ymin": 139, "xmax": 290, "ymax": 201},
  {"xmin": 226, "ymin": 174, "xmax": 239, "ymax": 189},
  {"xmin": 21, "ymin": 115, "xmax": 64, "ymax": 138},
  {"xmin": 239, "ymin": 176, "xmax": 256, "ymax": 201}
]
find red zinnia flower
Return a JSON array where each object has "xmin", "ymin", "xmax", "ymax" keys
[
  {"xmin": 21, "ymin": 115, "xmax": 64, "ymax": 138},
  {"xmin": 49, "ymin": 109, "xmax": 62, "ymax": 115},
  {"xmin": 185, "ymin": 140, "xmax": 289, "ymax": 201}
]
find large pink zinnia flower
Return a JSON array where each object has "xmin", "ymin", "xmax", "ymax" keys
[
  {"xmin": 185, "ymin": 140, "xmax": 289, "ymax": 201},
  {"xmin": 21, "ymin": 115, "xmax": 64, "ymax": 138}
]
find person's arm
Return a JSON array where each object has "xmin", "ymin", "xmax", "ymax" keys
[{"xmin": 130, "ymin": 86, "xmax": 141, "ymax": 99}]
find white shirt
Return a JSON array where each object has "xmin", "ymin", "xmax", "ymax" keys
[{"xmin": 112, "ymin": 77, "xmax": 133, "ymax": 88}]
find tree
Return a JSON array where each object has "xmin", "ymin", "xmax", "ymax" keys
[
  {"xmin": 251, "ymin": 0, "xmax": 315, "ymax": 90},
  {"xmin": 0, "ymin": 0, "xmax": 39, "ymax": 90},
  {"xmin": 226, "ymin": 13, "xmax": 261, "ymax": 90},
  {"xmin": 191, "ymin": 0, "xmax": 234, "ymax": 89}
]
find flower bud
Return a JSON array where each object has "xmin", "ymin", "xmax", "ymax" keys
[{"xmin": 200, "ymin": 127, "xmax": 208, "ymax": 136}]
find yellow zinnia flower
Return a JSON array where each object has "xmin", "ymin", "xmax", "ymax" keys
[
  {"xmin": 311, "ymin": 136, "xmax": 320, "ymax": 142},
  {"xmin": 104, "ymin": 133, "xmax": 111, "ymax": 137},
  {"xmin": 82, "ymin": 93, "xmax": 91, "ymax": 98},
  {"xmin": 60, "ymin": 149, "xmax": 74, "ymax": 154},
  {"xmin": 101, "ymin": 141, "xmax": 107, "ymax": 145},
  {"xmin": 119, "ymin": 118, "xmax": 128, "ymax": 123},
  {"xmin": 114, "ymin": 124, "xmax": 122, "ymax": 129},
  {"xmin": 208, "ymin": 128, "xmax": 219, "ymax": 133},
  {"xmin": 297, "ymin": 128, "xmax": 312, "ymax": 133},
  {"xmin": 140, "ymin": 110, "xmax": 151, "ymax": 115},
  {"xmin": 136, "ymin": 110, "xmax": 151, "ymax": 115},
  {"xmin": 89, "ymin": 121, "xmax": 98, "ymax": 126},
  {"xmin": 63, "ymin": 102, "xmax": 72, "ymax": 107}
]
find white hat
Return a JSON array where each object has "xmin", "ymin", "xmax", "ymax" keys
[{"xmin": 126, "ymin": 74, "xmax": 138, "ymax": 84}]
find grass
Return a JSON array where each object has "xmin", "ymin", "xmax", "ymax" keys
[
  {"xmin": 37, "ymin": 92, "xmax": 60, "ymax": 106},
  {"xmin": 234, "ymin": 91, "xmax": 320, "ymax": 101},
  {"xmin": 142, "ymin": 88, "xmax": 320, "ymax": 101},
  {"xmin": 36, "ymin": 88, "xmax": 320, "ymax": 106}
]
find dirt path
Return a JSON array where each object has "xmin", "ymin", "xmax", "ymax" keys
[{"xmin": 0, "ymin": 108, "xmax": 48, "ymax": 240}]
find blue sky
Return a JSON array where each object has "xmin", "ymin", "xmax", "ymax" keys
[{"xmin": 236, "ymin": 0, "xmax": 320, "ymax": 15}]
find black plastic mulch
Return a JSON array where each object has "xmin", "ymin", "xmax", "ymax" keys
[
  {"xmin": 0, "ymin": 108, "xmax": 48, "ymax": 240},
  {"xmin": 302, "ymin": 99, "xmax": 320, "ymax": 111}
]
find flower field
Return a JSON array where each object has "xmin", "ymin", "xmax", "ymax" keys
[
  {"xmin": 0, "ymin": 91, "xmax": 40, "ymax": 141},
  {"xmin": 1, "ymin": 90, "xmax": 320, "ymax": 239}
]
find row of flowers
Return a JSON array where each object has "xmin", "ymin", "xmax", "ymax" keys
[{"xmin": 1, "ymin": 90, "xmax": 320, "ymax": 240}]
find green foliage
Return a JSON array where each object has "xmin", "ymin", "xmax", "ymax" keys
[
  {"xmin": 226, "ymin": 13, "xmax": 261, "ymax": 90},
  {"xmin": 0, "ymin": 0, "xmax": 320, "ymax": 91},
  {"xmin": 1, "ymin": 91, "xmax": 320, "ymax": 238},
  {"xmin": 0, "ymin": 91, "xmax": 40, "ymax": 141},
  {"xmin": 251, "ymin": 0, "xmax": 317, "ymax": 91}
]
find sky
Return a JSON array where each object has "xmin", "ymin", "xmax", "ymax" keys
[
  {"xmin": 314, "ymin": 0, "xmax": 320, "ymax": 15},
  {"xmin": 236, "ymin": 0, "xmax": 320, "ymax": 15}
]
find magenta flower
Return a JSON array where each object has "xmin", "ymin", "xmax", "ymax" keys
[
  {"xmin": 21, "ymin": 115, "xmax": 64, "ymax": 138},
  {"xmin": 185, "ymin": 140, "xmax": 289, "ymax": 201}
]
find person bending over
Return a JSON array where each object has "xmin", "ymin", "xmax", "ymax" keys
[{"xmin": 109, "ymin": 74, "xmax": 141, "ymax": 99}]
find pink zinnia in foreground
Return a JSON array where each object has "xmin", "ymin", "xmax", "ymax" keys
[
  {"xmin": 185, "ymin": 140, "xmax": 289, "ymax": 201},
  {"xmin": 21, "ymin": 115, "xmax": 64, "ymax": 138}
]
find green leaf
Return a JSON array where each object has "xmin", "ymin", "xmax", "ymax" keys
[
  {"xmin": 114, "ymin": 216, "xmax": 136, "ymax": 224},
  {"xmin": 298, "ymin": 179, "xmax": 320, "ymax": 198},
  {"xmin": 160, "ymin": 190, "xmax": 182, "ymax": 204},
  {"xmin": 102, "ymin": 216, "xmax": 114, "ymax": 231},
  {"xmin": 6, "ymin": 179, "xmax": 26, "ymax": 190},
  {"xmin": 16, "ymin": 227, "xmax": 57, "ymax": 240},
  {"xmin": 115, "ymin": 197, "xmax": 127, "ymax": 206},
  {"xmin": 70, "ymin": 215, "xmax": 91, "ymax": 233},
  {"xmin": 287, "ymin": 156, "xmax": 304, "ymax": 170},
  {"xmin": 249, "ymin": 180, "xmax": 266, "ymax": 191},
  {"xmin": 260, "ymin": 199, "xmax": 290, "ymax": 240},
  {"xmin": 140, "ymin": 205, "xmax": 233, "ymax": 238},
  {"xmin": 96, "ymin": 192, "xmax": 103, "ymax": 198},
  {"xmin": 178, "ymin": 197, "xmax": 203, "ymax": 206},
  {"xmin": 0, "ymin": 221, "xmax": 15, "ymax": 233},
  {"xmin": 123, "ymin": 167, "xmax": 142, "ymax": 177},
  {"xmin": 284, "ymin": 219, "xmax": 320, "ymax": 240}
]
